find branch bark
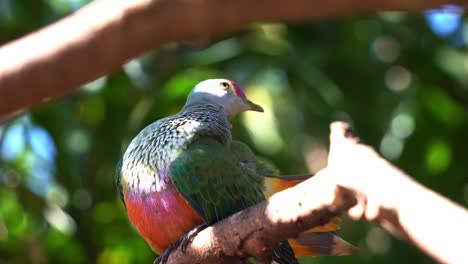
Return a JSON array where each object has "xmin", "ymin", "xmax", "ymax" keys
[
  {"xmin": 1, "ymin": 0, "xmax": 468, "ymax": 120},
  {"xmin": 162, "ymin": 121, "xmax": 468, "ymax": 264},
  {"xmin": 165, "ymin": 171, "xmax": 357, "ymax": 263}
]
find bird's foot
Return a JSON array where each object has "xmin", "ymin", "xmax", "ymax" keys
[
  {"xmin": 153, "ymin": 243, "xmax": 177, "ymax": 264},
  {"xmin": 153, "ymin": 254, "xmax": 165, "ymax": 264},
  {"xmin": 180, "ymin": 223, "xmax": 208, "ymax": 252},
  {"xmin": 153, "ymin": 223, "xmax": 208, "ymax": 264}
]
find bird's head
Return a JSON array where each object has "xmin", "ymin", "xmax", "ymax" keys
[{"xmin": 185, "ymin": 79, "xmax": 264, "ymax": 118}]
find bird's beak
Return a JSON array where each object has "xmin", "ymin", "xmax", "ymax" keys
[{"xmin": 244, "ymin": 99, "xmax": 264, "ymax": 112}]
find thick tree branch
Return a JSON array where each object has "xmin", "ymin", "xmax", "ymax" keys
[
  {"xmin": 326, "ymin": 122, "xmax": 468, "ymax": 264},
  {"xmin": 1, "ymin": 0, "xmax": 468, "ymax": 120},
  {"xmin": 162, "ymin": 122, "xmax": 468, "ymax": 263},
  {"xmin": 166, "ymin": 172, "xmax": 357, "ymax": 263}
]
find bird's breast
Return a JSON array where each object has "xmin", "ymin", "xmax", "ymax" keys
[{"xmin": 124, "ymin": 181, "xmax": 203, "ymax": 253}]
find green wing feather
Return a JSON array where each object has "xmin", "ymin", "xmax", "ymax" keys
[
  {"xmin": 230, "ymin": 141, "xmax": 356, "ymax": 259},
  {"xmin": 169, "ymin": 137, "xmax": 264, "ymax": 224},
  {"xmin": 170, "ymin": 138, "xmax": 298, "ymax": 264},
  {"xmin": 230, "ymin": 140, "xmax": 279, "ymax": 177},
  {"xmin": 229, "ymin": 140, "xmax": 299, "ymax": 264},
  {"xmin": 230, "ymin": 140, "xmax": 313, "ymax": 181}
]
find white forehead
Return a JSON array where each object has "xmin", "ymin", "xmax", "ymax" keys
[{"xmin": 191, "ymin": 79, "xmax": 227, "ymax": 97}]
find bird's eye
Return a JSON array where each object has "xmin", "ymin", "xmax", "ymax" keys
[{"xmin": 220, "ymin": 82, "xmax": 230, "ymax": 90}]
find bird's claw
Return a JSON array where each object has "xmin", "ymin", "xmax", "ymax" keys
[
  {"xmin": 153, "ymin": 247, "xmax": 173, "ymax": 264},
  {"xmin": 180, "ymin": 223, "xmax": 207, "ymax": 253},
  {"xmin": 153, "ymin": 223, "xmax": 208, "ymax": 264}
]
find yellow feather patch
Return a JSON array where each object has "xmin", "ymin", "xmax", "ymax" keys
[
  {"xmin": 263, "ymin": 177, "xmax": 299, "ymax": 198},
  {"xmin": 263, "ymin": 177, "xmax": 350, "ymax": 257}
]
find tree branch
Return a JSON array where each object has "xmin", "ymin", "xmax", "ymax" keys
[
  {"xmin": 166, "ymin": 173, "xmax": 356, "ymax": 263},
  {"xmin": 326, "ymin": 122, "xmax": 468, "ymax": 264},
  {"xmin": 162, "ymin": 121, "xmax": 468, "ymax": 263},
  {"xmin": 1, "ymin": 0, "xmax": 468, "ymax": 120}
]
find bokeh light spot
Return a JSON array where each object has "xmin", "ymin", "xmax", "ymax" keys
[
  {"xmin": 425, "ymin": 139, "xmax": 452, "ymax": 175},
  {"xmin": 379, "ymin": 11, "xmax": 406, "ymax": 23},
  {"xmin": 46, "ymin": 184, "xmax": 70, "ymax": 208},
  {"xmin": 1, "ymin": 123, "xmax": 25, "ymax": 161},
  {"xmin": 189, "ymin": 38, "xmax": 242, "ymax": 65},
  {"xmin": 366, "ymin": 226, "xmax": 391, "ymax": 254},
  {"xmin": 380, "ymin": 133, "xmax": 404, "ymax": 160},
  {"xmin": 425, "ymin": 7, "xmax": 462, "ymax": 37},
  {"xmin": 391, "ymin": 113, "xmax": 415, "ymax": 139},
  {"xmin": 66, "ymin": 129, "xmax": 91, "ymax": 154},
  {"xmin": 372, "ymin": 36, "xmax": 400, "ymax": 63},
  {"xmin": 384, "ymin": 66, "xmax": 412, "ymax": 92},
  {"xmin": 422, "ymin": 87, "xmax": 464, "ymax": 126},
  {"xmin": 44, "ymin": 205, "xmax": 76, "ymax": 235},
  {"xmin": 123, "ymin": 59, "xmax": 150, "ymax": 88},
  {"xmin": 29, "ymin": 125, "xmax": 56, "ymax": 163}
]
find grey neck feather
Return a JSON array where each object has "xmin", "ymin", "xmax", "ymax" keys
[
  {"xmin": 121, "ymin": 98, "xmax": 233, "ymax": 193},
  {"xmin": 182, "ymin": 96, "xmax": 226, "ymax": 114},
  {"xmin": 180, "ymin": 100, "xmax": 232, "ymax": 145}
]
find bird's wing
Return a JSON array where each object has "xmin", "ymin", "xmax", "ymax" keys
[
  {"xmin": 169, "ymin": 137, "xmax": 264, "ymax": 224},
  {"xmin": 229, "ymin": 140, "xmax": 357, "ymax": 257},
  {"xmin": 115, "ymin": 158, "xmax": 126, "ymax": 209}
]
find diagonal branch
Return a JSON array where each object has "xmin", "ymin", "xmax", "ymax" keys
[
  {"xmin": 163, "ymin": 121, "xmax": 468, "ymax": 263},
  {"xmin": 1, "ymin": 0, "xmax": 468, "ymax": 120},
  {"xmin": 165, "ymin": 171, "xmax": 356, "ymax": 263}
]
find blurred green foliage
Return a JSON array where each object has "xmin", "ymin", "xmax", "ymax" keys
[{"xmin": 1, "ymin": 1, "xmax": 467, "ymax": 264}]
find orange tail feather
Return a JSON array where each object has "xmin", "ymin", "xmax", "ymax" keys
[{"xmin": 264, "ymin": 176, "xmax": 357, "ymax": 257}]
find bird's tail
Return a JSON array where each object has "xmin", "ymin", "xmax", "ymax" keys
[{"xmin": 264, "ymin": 175, "xmax": 358, "ymax": 257}]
